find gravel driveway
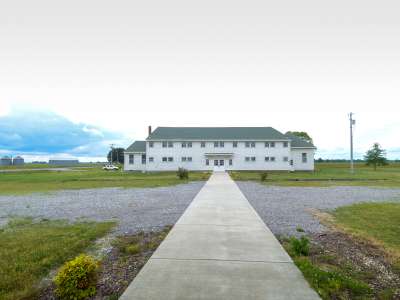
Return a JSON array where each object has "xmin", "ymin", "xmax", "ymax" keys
[
  {"xmin": 0, "ymin": 182, "xmax": 204, "ymax": 234},
  {"xmin": 2, "ymin": 179, "xmax": 400, "ymax": 237},
  {"xmin": 237, "ymin": 182, "xmax": 400, "ymax": 237}
]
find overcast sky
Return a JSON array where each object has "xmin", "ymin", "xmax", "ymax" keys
[{"xmin": 1, "ymin": 0, "xmax": 399, "ymax": 161}]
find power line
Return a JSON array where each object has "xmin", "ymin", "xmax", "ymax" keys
[{"xmin": 349, "ymin": 112, "xmax": 356, "ymax": 173}]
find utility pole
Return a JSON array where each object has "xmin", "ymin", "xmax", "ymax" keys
[
  {"xmin": 349, "ymin": 112, "xmax": 355, "ymax": 173},
  {"xmin": 109, "ymin": 144, "xmax": 115, "ymax": 163}
]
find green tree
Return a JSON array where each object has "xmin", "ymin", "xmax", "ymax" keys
[
  {"xmin": 286, "ymin": 131, "xmax": 313, "ymax": 144},
  {"xmin": 107, "ymin": 148, "xmax": 124, "ymax": 164},
  {"xmin": 364, "ymin": 143, "xmax": 388, "ymax": 170}
]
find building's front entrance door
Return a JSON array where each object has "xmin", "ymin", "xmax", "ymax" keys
[{"xmin": 213, "ymin": 159, "xmax": 225, "ymax": 171}]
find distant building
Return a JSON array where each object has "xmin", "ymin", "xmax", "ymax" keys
[
  {"xmin": 49, "ymin": 159, "xmax": 79, "ymax": 166},
  {"xmin": 0, "ymin": 156, "xmax": 12, "ymax": 166},
  {"xmin": 124, "ymin": 126, "xmax": 316, "ymax": 172},
  {"xmin": 12, "ymin": 156, "xmax": 25, "ymax": 165}
]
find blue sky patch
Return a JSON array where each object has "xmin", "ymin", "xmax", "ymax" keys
[{"xmin": 0, "ymin": 109, "xmax": 123, "ymax": 158}]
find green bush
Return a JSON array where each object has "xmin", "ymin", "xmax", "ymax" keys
[
  {"xmin": 125, "ymin": 244, "xmax": 141, "ymax": 255},
  {"xmin": 260, "ymin": 172, "xmax": 268, "ymax": 182},
  {"xmin": 177, "ymin": 168, "xmax": 189, "ymax": 180},
  {"xmin": 54, "ymin": 254, "xmax": 99, "ymax": 299},
  {"xmin": 290, "ymin": 236, "xmax": 310, "ymax": 256}
]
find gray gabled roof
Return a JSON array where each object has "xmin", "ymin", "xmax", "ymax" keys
[
  {"xmin": 126, "ymin": 140, "xmax": 146, "ymax": 152},
  {"xmin": 147, "ymin": 127, "xmax": 289, "ymax": 140},
  {"xmin": 284, "ymin": 133, "xmax": 316, "ymax": 148}
]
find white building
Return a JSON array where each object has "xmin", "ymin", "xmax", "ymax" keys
[{"xmin": 124, "ymin": 127, "xmax": 316, "ymax": 172}]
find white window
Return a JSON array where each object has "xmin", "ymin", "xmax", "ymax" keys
[
  {"xmin": 283, "ymin": 142, "xmax": 288, "ymax": 148},
  {"xmin": 141, "ymin": 154, "xmax": 146, "ymax": 164},
  {"xmin": 188, "ymin": 142, "xmax": 192, "ymax": 148},
  {"xmin": 149, "ymin": 142, "xmax": 154, "ymax": 148},
  {"xmin": 251, "ymin": 157, "xmax": 256, "ymax": 162},
  {"xmin": 271, "ymin": 156, "xmax": 276, "ymax": 162},
  {"xmin": 182, "ymin": 157, "xmax": 187, "ymax": 162},
  {"xmin": 270, "ymin": 142, "xmax": 275, "ymax": 148},
  {"xmin": 129, "ymin": 154, "xmax": 134, "ymax": 164},
  {"xmin": 233, "ymin": 141, "xmax": 238, "ymax": 147},
  {"xmin": 168, "ymin": 157, "xmax": 173, "ymax": 162},
  {"xmin": 265, "ymin": 142, "xmax": 269, "ymax": 148},
  {"xmin": 283, "ymin": 156, "xmax": 289, "ymax": 162},
  {"xmin": 182, "ymin": 142, "xmax": 186, "ymax": 148},
  {"xmin": 251, "ymin": 142, "xmax": 255, "ymax": 148},
  {"xmin": 265, "ymin": 156, "xmax": 270, "ymax": 162},
  {"xmin": 168, "ymin": 142, "xmax": 173, "ymax": 148},
  {"xmin": 162, "ymin": 141, "xmax": 167, "ymax": 148},
  {"xmin": 245, "ymin": 157, "xmax": 250, "ymax": 162},
  {"xmin": 214, "ymin": 142, "xmax": 219, "ymax": 147},
  {"xmin": 162, "ymin": 157, "xmax": 167, "ymax": 162},
  {"xmin": 245, "ymin": 142, "xmax": 250, "ymax": 148},
  {"xmin": 229, "ymin": 159, "xmax": 233, "ymax": 165},
  {"xmin": 149, "ymin": 157, "xmax": 154, "ymax": 163},
  {"xmin": 201, "ymin": 142, "xmax": 206, "ymax": 148},
  {"xmin": 302, "ymin": 153, "xmax": 307, "ymax": 163},
  {"xmin": 206, "ymin": 159, "xmax": 209, "ymax": 165},
  {"xmin": 187, "ymin": 157, "xmax": 192, "ymax": 162},
  {"xmin": 219, "ymin": 141, "xmax": 224, "ymax": 147}
]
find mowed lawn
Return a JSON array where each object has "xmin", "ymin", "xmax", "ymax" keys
[
  {"xmin": 0, "ymin": 218, "xmax": 115, "ymax": 300},
  {"xmin": 0, "ymin": 166, "xmax": 210, "ymax": 195},
  {"xmin": 230, "ymin": 162, "xmax": 400, "ymax": 187},
  {"xmin": 333, "ymin": 202, "xmax": 400, "ymax": 263}
]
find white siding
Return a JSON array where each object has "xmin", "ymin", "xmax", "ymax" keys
[
  {"xmin": 145, "ymin": 141, "xmax": 293, "ymax": 171},
  {"xmin": 291, "ymin": 149, "xmax": 315, "ymax": 171},
  {"xmin": 124, "ymin": 153, "xmax": 146, "ymax": 171}
]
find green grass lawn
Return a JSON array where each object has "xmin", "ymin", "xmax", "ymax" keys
[
  {"xmin": 230, "ymin": 162, "xmax": 400, "ymax": 187},
  {"xmin": 0, "ymin": 163, "xmax": 96, "ymax": 170},
  {"xmin": 0, "ymin": 218, "xmax": 115, "ymax": 300},
  {"xmin": 333, "ymin": 202, "xmax": 400, "ymax": 263},
  {"xmin": 0, "ymin": 167, "xmax": 210, "ymax": 195}
]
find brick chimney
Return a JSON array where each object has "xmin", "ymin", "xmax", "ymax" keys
[{"xmin": 148, "ymin": 125, "xmax": 152, "ymax": 136}]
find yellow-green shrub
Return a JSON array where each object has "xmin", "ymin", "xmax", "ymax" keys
[{"xmin": 54, "ymin": 254, "xmax": 99, "ymax": 299}]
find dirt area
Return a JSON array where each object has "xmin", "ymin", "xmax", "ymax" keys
[
  {"xmin": 39, "ymin": 226, "xmax": 172, "ymax": 299},
  {"xmin": 309, "ymin": 230, "xmax": 400, "ymax": 299}
]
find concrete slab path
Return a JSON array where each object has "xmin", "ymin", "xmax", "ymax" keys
[{"xmin": 120, "ymin": 172, "xmax": 320, "ymax": 300}]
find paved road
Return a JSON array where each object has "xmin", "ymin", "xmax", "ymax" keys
[
  {"xmin": 120, "ymin": 172, "xmax": 320, "ymax": 300},
  {"xmin": 0, "ymin": 167, "xmax": 90, "ymax": 172}
]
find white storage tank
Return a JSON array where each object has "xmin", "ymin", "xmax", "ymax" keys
[
  {"xmin": 0, "ymin": 156, "xmax": 12, "ymax": 166},
  {"xmin": 12, "ymin": 156, "xmax": 25, "ymax": 165}
]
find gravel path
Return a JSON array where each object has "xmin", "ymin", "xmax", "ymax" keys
[
  {"xmin": 237, "ymin": 182, "xmax": 400, "ymax": 237},
  {"xmin": 0, "ymin": 182, "xmax": 204, "ymax": 234},
  {"xmin": 2, "ymin": 179, "xmax": 399, "ymax": 237}
]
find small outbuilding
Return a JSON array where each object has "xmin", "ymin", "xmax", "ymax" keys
[
  {"xmin": 12, "ymin": 156, "xmax": 25, "ymax": 165},
  {"xmin": 0, "ymin": 156, "xmax": 12, "ymax": 166},
  {"xmin": 49, "ymin": 159, "xmax": 79, "ymax": 166}
]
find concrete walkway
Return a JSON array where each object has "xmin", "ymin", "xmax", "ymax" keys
[{"xmin": 120, "ymin": 172, "xmax": 320, "ymax": 300}]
